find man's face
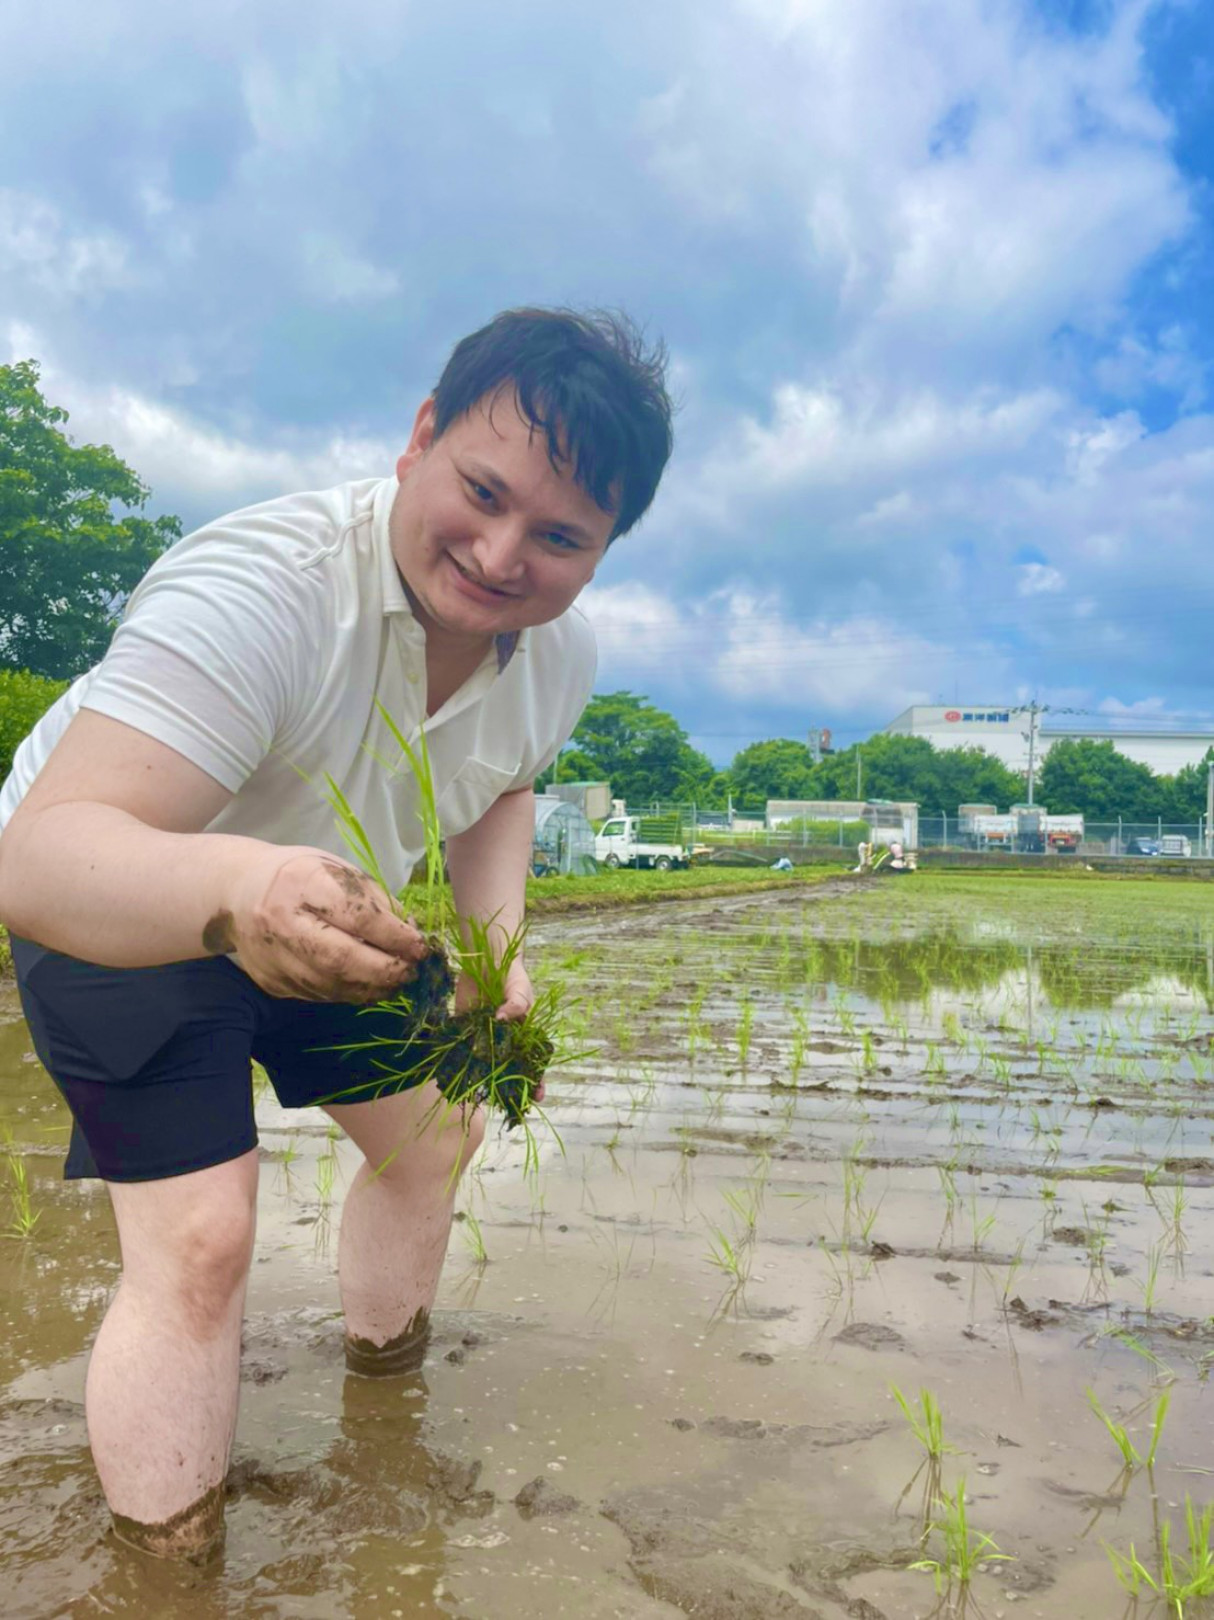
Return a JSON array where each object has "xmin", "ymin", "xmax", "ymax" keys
[{"xmin": 389, "ymin": 389, "xmax": 616, "ymax": 646}]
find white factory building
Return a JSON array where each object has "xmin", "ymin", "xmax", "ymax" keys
[{"xmin": 883, "ymin": 705, "xmax": 1214, "ymax": 777}]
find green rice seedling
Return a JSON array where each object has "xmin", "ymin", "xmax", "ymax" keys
[
  {"xmin": 275, "ymin": 1134, "xmax": 302, "ymax": 1191},
  {"xmin": 1001, "ymin": 1235, "xmax": 1029, "ymax": 1306},
  {"xmin": 723, "ymin": 1181, "xmax": 763, "ymax": 1240},
  {"xmin": 316, "ymin": 1145, "xmax": 338, "ymax": 1205},
  {"xmin": 890, "ymin": 1010, "xmax": 910, "ymax": 1055},
  {"xmin": 1103, "ymin": 1328, "xmax": 1174, "ymax": 1381},
  {"xmin": 705, "ymin": 1225, "xmax": 750, "ymax": 1287},
  {"xmin": 910, "ymin": 1478, "xmax": 1012, "ymax": 1593},
  {"xmin": 1086, "ymin": 1386, "xmax": 1171, "ymax": 1473},
  {"xmin": 1165, "ymin": 1177, "xmax": 1190, "ymax": 1258},
  {"xmin": 459, "ymin": 1210, "xmax": 489, "ymax": 1266},
  {"xmin": 937, "ymin": 1163, "xmax": 959, "ymax": 1239},
  {"xmin": 3, "ymin": 1134, "xmax": 39, "ymax": 1241},
  {"xmin": 612, "ymin": 1011, "xmax": 637, "ymax": 1055},
  {"xmin": 891, "ymin": 1385, "xmax": 954, "ymax": 1467},
  {"xmin": 736, "ymin": 994, "xmax": 755, "ymax": 1069},
  {"xmin": 1106, "ymin": 1497, "xmax": 1214, "ymax": 1614},
  {"xmin": 1141, "ymin": 1239, "xmax": 1166, "ymax": 1315},
  {"xmin": 968, "ymin": 1189, "xmax": 996, "ymax": 1255},
  {"xmin": 858, "ymin": 1029, "xmax": 877, "ymax": 1074}
]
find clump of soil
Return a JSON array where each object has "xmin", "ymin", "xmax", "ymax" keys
[{"xmin": 396, "ymin": 939, "xmax": 554, "ymax": 1126}]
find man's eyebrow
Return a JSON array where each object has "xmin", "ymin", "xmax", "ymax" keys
[{"xmin": 463, "ymin": 460, "xmax": 596, "ymax": 542}]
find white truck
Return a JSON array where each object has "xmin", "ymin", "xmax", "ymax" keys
[
  {"xmin": 961, "ymin": 806, "xmax": 1083, "ymax": 854},
  {"xmin": 594, "ymin": 814, "xmax": 704, "ymax": 871}
]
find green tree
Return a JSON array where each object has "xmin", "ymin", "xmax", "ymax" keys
[
  {"xmin": 1165, "ymin": 747, "xmax": 1214, "ymax": 821},
  {"xmin": 807, "ymin": 734, "xmax": 1023, "ymax": 810},
  {"xmin": 728, "ymin": 738, "xmax": 817, "ymax": 807},
  {"xmin": 552, "ymin": 691, "xmax": 716, "ymax": 805},
  {"xmin": 1, "ymin": 359, "xmax": 181, "ymax": 678},
  {"xmin": 1037, "ymin": 739, "xmax": 1170, "ymax": 821},
  {"xmin": 0, "ymin": 668, "xmax": 69, "ymax": 781}
]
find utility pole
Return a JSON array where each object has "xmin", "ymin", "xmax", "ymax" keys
[
  {"xmin": 855, "ymin": 747, "xmax": 863, "ymax": 803},
  {"xmin": 1024, "ymin": 701, "xmax": 1040, "ymax": 806},
  {"xmin": 1207, "ymin": 760, "xmax": 1213, "ymax": 860}
]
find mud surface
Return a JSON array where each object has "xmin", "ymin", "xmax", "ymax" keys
[{"xmin": 2, "ymin": 873, "xmax": 1214, "ymax": 1617}]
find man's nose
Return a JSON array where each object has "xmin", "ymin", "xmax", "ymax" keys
[{"xmin": 471, "ymin": 521, "xmax": 527, "ymax": 584}]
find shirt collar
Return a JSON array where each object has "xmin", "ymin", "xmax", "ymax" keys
[{"xmin": 373, "ymin": 475, "xmax": 528, "ymax": 671}]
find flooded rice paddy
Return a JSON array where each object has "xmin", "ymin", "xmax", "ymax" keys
[{"xmin": 2, "ymin": 872, "xmax": 1214, "ymax": 1619}]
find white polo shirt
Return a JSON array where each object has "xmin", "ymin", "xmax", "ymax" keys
[{"xmin": 0, "ymin": 477, "xmax": 597, "ymax": 892}]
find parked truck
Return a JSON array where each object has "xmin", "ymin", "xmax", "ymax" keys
[
  {"xmin": 594, "ymin": 813, "xmax": 705, "ymax": 871},
  {"xmin": 1043, "ymin": 814, "xmax": 1084, "ymax": 854},
  {"xmin": 962, "ymin": 805, "xmax": 1083, "ymax": 854}
]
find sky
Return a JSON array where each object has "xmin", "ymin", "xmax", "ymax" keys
[{"xmin": 2, "ymin": 0, "xmax": 1211, "ymax": 765}]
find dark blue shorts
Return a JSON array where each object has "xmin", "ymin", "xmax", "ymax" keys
[{"xmin": 12, "ymin": 937, "xmax": 426, "ymax": 1183}]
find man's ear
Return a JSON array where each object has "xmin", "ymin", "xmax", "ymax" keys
[{"xmin": 395, "ymin": 398, "xmax": 437, "ymax": 481}]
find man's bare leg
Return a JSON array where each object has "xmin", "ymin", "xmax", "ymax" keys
[
  {"xmin": 326, "ymin": 1083, "xmax": 484, "ymax": 1373},
  {"xmin": 88, "ymin": 1151, "xmax": 258, "ymax": 1558}
]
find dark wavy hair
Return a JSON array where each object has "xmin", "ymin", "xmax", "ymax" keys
[{"xmin": 431, "ymin": 307, "xmax": 674, "ymax": 541}]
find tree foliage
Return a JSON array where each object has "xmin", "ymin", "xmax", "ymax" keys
[
  {"xmin": 1037, "ymin": 738, "xmax": 1202, "ymax": 822},
  {"xmin": 729, "ymin": 733, "xmax": 1025, "ymax": 812},
  {"xmin": 552, "ymin": 691, "xmax": 716, "ymax": 804},
  {"xmin": 729, "ymin": 738, "xmax": 818, "ymax": 803},
  {"xmin": 0, "ymin": 668, "xmax": 68, "ymax": 781},
  {"xmin": 0, "ymin": 360, "xmax": 181, "ymax": 679}
]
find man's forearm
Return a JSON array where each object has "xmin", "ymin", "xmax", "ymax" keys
[
  {"xmin": 0, "ymin": 803, "xmax": 256, "ymax": 966},
  {"xmin": 445, "ymin": 786, "xmax": 535, "ymax": 953}
]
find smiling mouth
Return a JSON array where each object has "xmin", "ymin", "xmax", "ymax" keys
[{"xmin": 449, "ymin": 555, "xmax": 519, "ymax": 599}]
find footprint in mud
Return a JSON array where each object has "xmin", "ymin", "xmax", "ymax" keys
[
  {"xmin": 668, "ymin": 1415, "xmax": 888, "ymax": 1449},
  {"xmin": 513, "ymin": 1476, "xmax": 580, "ymax": 1518},
  {"xmin": 603, "ymin": 1487, "xmax": 825, "ymax": 1619},
  {"xmin": 832, "ymin": 1322, "xmax": 906, "ymax": 1351}
]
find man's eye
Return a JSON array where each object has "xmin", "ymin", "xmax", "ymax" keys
[
  {"xmin": 546, "ymin": 531, "xmax": 579, "ymax": 550},
  {"xmin": 469, "ymin": 481, "xmax": 494, "ymax": 503}
]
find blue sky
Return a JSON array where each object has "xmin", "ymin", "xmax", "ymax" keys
[{"xmin": 2, "ymin": 0, "xmax": 1210, "ymax": 764}]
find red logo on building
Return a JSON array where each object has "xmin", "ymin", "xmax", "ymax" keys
[{"xmin": 944, "ymin": 710, "xmax": 961, "ymax": 722}]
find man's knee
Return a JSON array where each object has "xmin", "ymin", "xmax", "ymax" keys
[
  {"xmin": 167, "ymin": 1206, "xmax": 255, "ymax": 1335},
  {"xmin": 374, "ymin": 1102, "xmax": 484, "ymax": 1186},
  {"xmin": 120, "ymin": 1187, "xmax": 256, "ymax": 1338}
]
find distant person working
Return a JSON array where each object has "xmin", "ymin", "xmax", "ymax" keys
[{"xmin": 0, "ymin": 308, "xmax": 674, "ymax": 1559}]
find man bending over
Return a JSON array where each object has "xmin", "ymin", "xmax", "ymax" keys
[{"xmin": 0, "ymin": 307, "xmax": 673, "ymax": 1559}]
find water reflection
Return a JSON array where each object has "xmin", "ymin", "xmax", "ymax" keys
[{"xmin": 800, "ymin": 930, "xmax": 1214, "ymax": 1011}]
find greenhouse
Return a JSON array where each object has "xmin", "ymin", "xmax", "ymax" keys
[{"xmin": 533, "ymin": 793, "xmax": 597, "ymax": 875}]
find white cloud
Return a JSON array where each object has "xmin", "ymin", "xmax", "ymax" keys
[
  {"xmin": 1017, "ymin": 562, "xmax": 1065, "ymax": 596},
  {"xmin": 7, "ymin": 326, "xmax": 395, "ymax": 508},
  {"xmin": 1098, "ymin": 695, "xmax": 1169, "ymax": 717},
  {"xmin": 0, "ymin": 189, "xmax": 133, "ymax": 299},
  {"xmin": 583, "ymin": 581, "xmax": 978, "ymax": 717},
  {"xmin": 723, "ymin": 382, "xmax": 1060, "ymax": 496},
  {"xmin": 302, "ymin": 235, "xmax": 400, "ymax": 303}
]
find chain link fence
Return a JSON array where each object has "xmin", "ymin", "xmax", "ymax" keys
[{"xmin": 651, "ymin": 807, "xmax": 1213, "ymax": 859}]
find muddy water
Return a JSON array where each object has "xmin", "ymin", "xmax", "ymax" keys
[{"xmin": 2, "ymin": 874, "xmax": 1213, "ymax": 1618}]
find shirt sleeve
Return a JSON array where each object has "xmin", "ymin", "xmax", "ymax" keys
[{"xmin": 79, "ymin": 529, "xmax": 326, "ymax": 793}]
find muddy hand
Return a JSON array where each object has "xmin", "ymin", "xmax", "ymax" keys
[
  {"xmin": 205, "ymin": 845, "xmax": 428, "ymax": 1003},
  {"xmin": 494, "ymin": 962, "xmax": 544, "ymax": 1105}
]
